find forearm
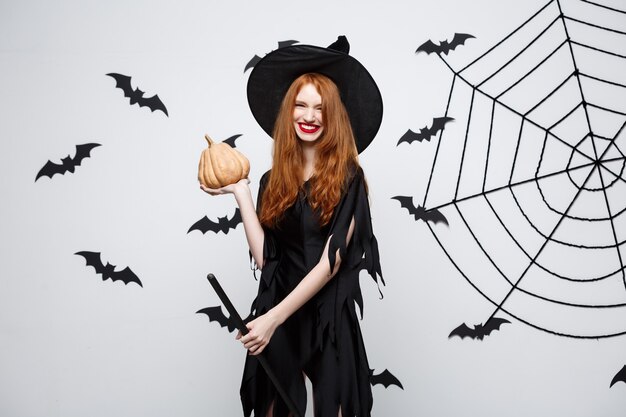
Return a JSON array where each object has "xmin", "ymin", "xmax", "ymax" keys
[
  {"xmin": 232, "ymin": 184, "xmax": 265, "ymax": 267},
  {"xmin": 271, "ymin": 217, "xmax": 355, "ymax": 325},
  {"xmin": 238, "ymin": 219, "xmax": 355, "ymax": 355}
]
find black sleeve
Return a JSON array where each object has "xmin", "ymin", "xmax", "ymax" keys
[{"xmin": 326, "ymin": 167, "xmax": 384, "ymax": 316}]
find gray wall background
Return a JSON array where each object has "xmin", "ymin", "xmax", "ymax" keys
[{"xmin": 1, "ymin": 0, "xmax": 626, "ymax": 416}]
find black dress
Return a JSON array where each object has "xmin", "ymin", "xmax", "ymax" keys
[{"xmin": 240, "ymin": 166, "xmax": 383, "ymax": 417}]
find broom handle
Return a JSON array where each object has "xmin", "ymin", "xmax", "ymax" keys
[{"xmin": 206, "ymin": 273, "xmax": 301, "ymax": 417}]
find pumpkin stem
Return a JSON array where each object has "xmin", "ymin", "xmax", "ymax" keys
[{"xmin": 204, "ymin": 134, "xmax": 214, "ymax": 147}]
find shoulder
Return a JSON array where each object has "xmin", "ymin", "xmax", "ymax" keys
[{"xmin": 346, "ymin": 163, "xmax": 365, "ymax": 188}]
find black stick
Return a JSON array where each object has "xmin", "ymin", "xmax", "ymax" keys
[{"xmin": 206, "ymin": 273, "xmax": 302, "ymax": 417}]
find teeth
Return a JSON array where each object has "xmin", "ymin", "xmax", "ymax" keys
[{"xmin": 300, "ymin": 123, "xmax": 318, "ymax": 132}]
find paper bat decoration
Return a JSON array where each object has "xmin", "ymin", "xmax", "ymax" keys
[
  {"xmin": 416, "ymin": 33, "xmax": 475, "ymax": 55},
  {"xmin": 222, "ymin": 134, "xmax": 243, "ymax": 148},
  {"xmin": 370, "ymin": 369, "xmax": 404, "ymax": 390},
  {"xmin": 106, "ymin": 73, "xmax": 168, "ymax": 116},
  {"xmin": 610, "ymin": 365, "xmax": 626, "ymax": 388},
  {"xmin": 392, "ymin": 196, "xmax": 449, "ymax": 226},
  {"xmin": 35, "ymin": 143, "xmax": 101, "ymax": 181},
  {"xmin": 244, "ymin": 40, "xmax": 300, "ymax": 72},
  {"xmin": 197, "ymin": 305, "xmax": 253, "ymax": 333},
  {"xmin": 75, "ymin": 251, "xmax": 143, "ymax": 287},
  {"xmin": 448, "ymin": 317, "xmax": 510, "ymax": 340},
  {"xmin": 188, "ymin": 208, "xmax": 242, "ymax": 235},
  {"xmin": 398, "ymin": 117, "xmax": 454, "ymax": 145}
]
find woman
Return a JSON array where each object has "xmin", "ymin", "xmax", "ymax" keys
[{"xmin": 202, "ymin": 37, "xmax": 384, "ymax": 417}]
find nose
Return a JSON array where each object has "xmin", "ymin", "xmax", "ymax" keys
[{"xmin": 303, "ymin": 107, "xmax": 316, "ymax": 122}]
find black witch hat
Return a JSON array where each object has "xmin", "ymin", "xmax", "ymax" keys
[{"xmin": 246, "ymin": 36, "xmax": 383, "ymax": 154}]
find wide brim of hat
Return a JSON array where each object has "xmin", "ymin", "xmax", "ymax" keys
[{"xmin": 247, "ymin": 44, "xmax": 383, "ymax": 154}]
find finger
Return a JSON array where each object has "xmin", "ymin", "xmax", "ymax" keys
[
  {"xmin": 235, "ymin": 331, "xmax": 242, "ymax": 340},
  {"xmin": 200, "ymin": 184, "xmax": 221, "ymax": 194},
  {"xmin": 239, "ymin": 332, "xmax": 253, "ymax": 344},
  {"xmin": 250, "ymin": 344, "xmax": 265, "ymax": 356}
]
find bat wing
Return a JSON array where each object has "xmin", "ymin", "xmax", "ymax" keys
[
  {"xmin": 72, "ymin": 143, "xmax": 102, "ymax": 166},
  {"xmin": 75, "ymin": 251, "xmax": 106, "ymax": 275},
  {"xmin": 424, "ymin": 208, "xmax": 449, "ymax": 226},
  {"xmin": 139, "ymin": 94, "xmax": 168, "ymax": 116},
  {"xmin": 430, "ymin": 117, "xmax": 455, "ymax": 136},
  {"xmin": 483, "ymin": 317, "xmax": 511, "ymax": 336},
  {"xmin": 188, "ymin": 216, "xmax": 221, "ymax": 234},
  {"xmin": 197, "ymin": 306, "xmax": 237, "ymax": 332},
  {"xmin": 392, "ymin": 196, "xmax": 445, "ymax": 225},
  {"xmin": 111, "ymin": 266, "xmax": 142, "ymax": 287},
  {"xmin": 416, "ymin": 39, "xmax": 439, "ymax": 54},
  {"xmin": 370, "ymin": 369, "xmax": 404, "ymax": 389},
  {"xmin": 222, "ymin": 134, "xmax": 242, "ymax": 148},
  {"xmin": 610, "ymin": 365, "xmax": 626, "ymax": 388},
  {"xmin": 391, "ymin": 196, "xmax": 419, "ymax": 217},
  {"xmin": 278, "ymin": 40, "xmax": 299, "ymax": 49},
  {"xmin": 397, "ymin": 129, "xmax": 422, "ymax": 145},
  {"xmin": 244, "ymin": 55, "xmax": 262, "ymax": 72},
  {"xmin": 449, "ymin": 322, "xmax": 475, "ymax": 339},
  {"xmin": 450, "ymin": 33, "xmax": 475, "ymax": 50},
  {"xmin": 35, "ymin": 160, "xmax": 65, "ymax": 181},
  {"xmin": 106, "ymin": 73, "xmax": 134, "ymax": 97},
  {"xmin": 227, "ymin": 208, "xmax": 242, "ymax": 231}
]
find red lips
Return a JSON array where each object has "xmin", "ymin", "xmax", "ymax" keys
[{"xmin": 298, "ymin": 123, "xmax": 320, "ymax": 134}]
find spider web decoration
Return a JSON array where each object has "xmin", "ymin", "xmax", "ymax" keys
[{"xmin": 404, "ymin": 0, "xmax": 626, "ymax": 339}]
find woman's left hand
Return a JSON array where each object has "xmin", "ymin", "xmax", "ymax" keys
[{"xmin": 236, "ymin": 310, "xmax": 280, "ymax": 356}]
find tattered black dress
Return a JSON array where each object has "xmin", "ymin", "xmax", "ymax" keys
[{"xmin": 240, "ymin": 166, "xmax": 383, "ymax": 417}]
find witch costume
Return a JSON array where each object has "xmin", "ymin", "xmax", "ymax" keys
[{"xmin": 241, "ymin": 36, "xmax": 384, "ymax": 417}]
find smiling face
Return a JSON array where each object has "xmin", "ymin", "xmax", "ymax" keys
[{"xmin": 293, "ymin": 83, "xmax": 324, "ymax": 143}]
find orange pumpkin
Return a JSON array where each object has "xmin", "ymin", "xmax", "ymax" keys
[{"xmin": 198, "ymin": 134, "xmax": 250, "ymax": 188}]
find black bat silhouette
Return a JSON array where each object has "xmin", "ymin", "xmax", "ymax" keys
[
  {"xmin": 398, "ymin": 117, "xmax": 454, "ymax": 145},
  {"xmin": 75, "ymin": 251, "xmax": 142, "ymax": 287},
  {"xmin": 244, "ymin": 40, "xmax": 300, "ymax": 72},
  {"xmin": 416, "ymin": 33, "xmax": 475, "ymax": 55},
  {"xmin": 370, "ymin": 369, "xmax": 404, "ymax": 390},
  {"xmin": 222, "ymin": 134, "xmax": 243, "ymax": 148},
  {"xmin": 392, "ymin": 196, "xmax": 449, "ymax": 226},
  {"xmin": 610, "ymin": 365, "xmax": 626, "ymax": 388},
  {"xmin": 448, "ymin": 317, "xmax": 510, "ymax": 340},
  {"xmin": 244, "ymin": 55, "xmax": 262, "ymax": 73},
  {"xmin": 106, "ymin": 73, "xmax": 168, "ymax": 116},
  {"xmin": 188, "ymin": 208, "xmax": 242, "ymax": 235},
  {"xmin": 197, "ymin": 305, "xmax": 254, "ymax": 333},
  {"xmin": 35, "ymin": 143, "xmax": 101, "ymax": 181}
]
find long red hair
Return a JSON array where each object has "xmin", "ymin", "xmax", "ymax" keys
[{"xmin": 259, "ymin": 73, "xmax": 361, "ymax": 227}]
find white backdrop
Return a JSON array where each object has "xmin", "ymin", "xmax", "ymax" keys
[{"xmin": 1, "ymin": 0, "xmax": 626, "ymax": 416}]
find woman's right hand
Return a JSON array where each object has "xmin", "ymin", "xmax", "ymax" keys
[{"xmin": 200, "ymin": 178, "xmax": 250, "ymax": 196}]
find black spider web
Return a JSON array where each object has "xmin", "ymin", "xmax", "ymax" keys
[{"xmin": 411, "ymin": 0, "xmax": 626, "ymax": 338}]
